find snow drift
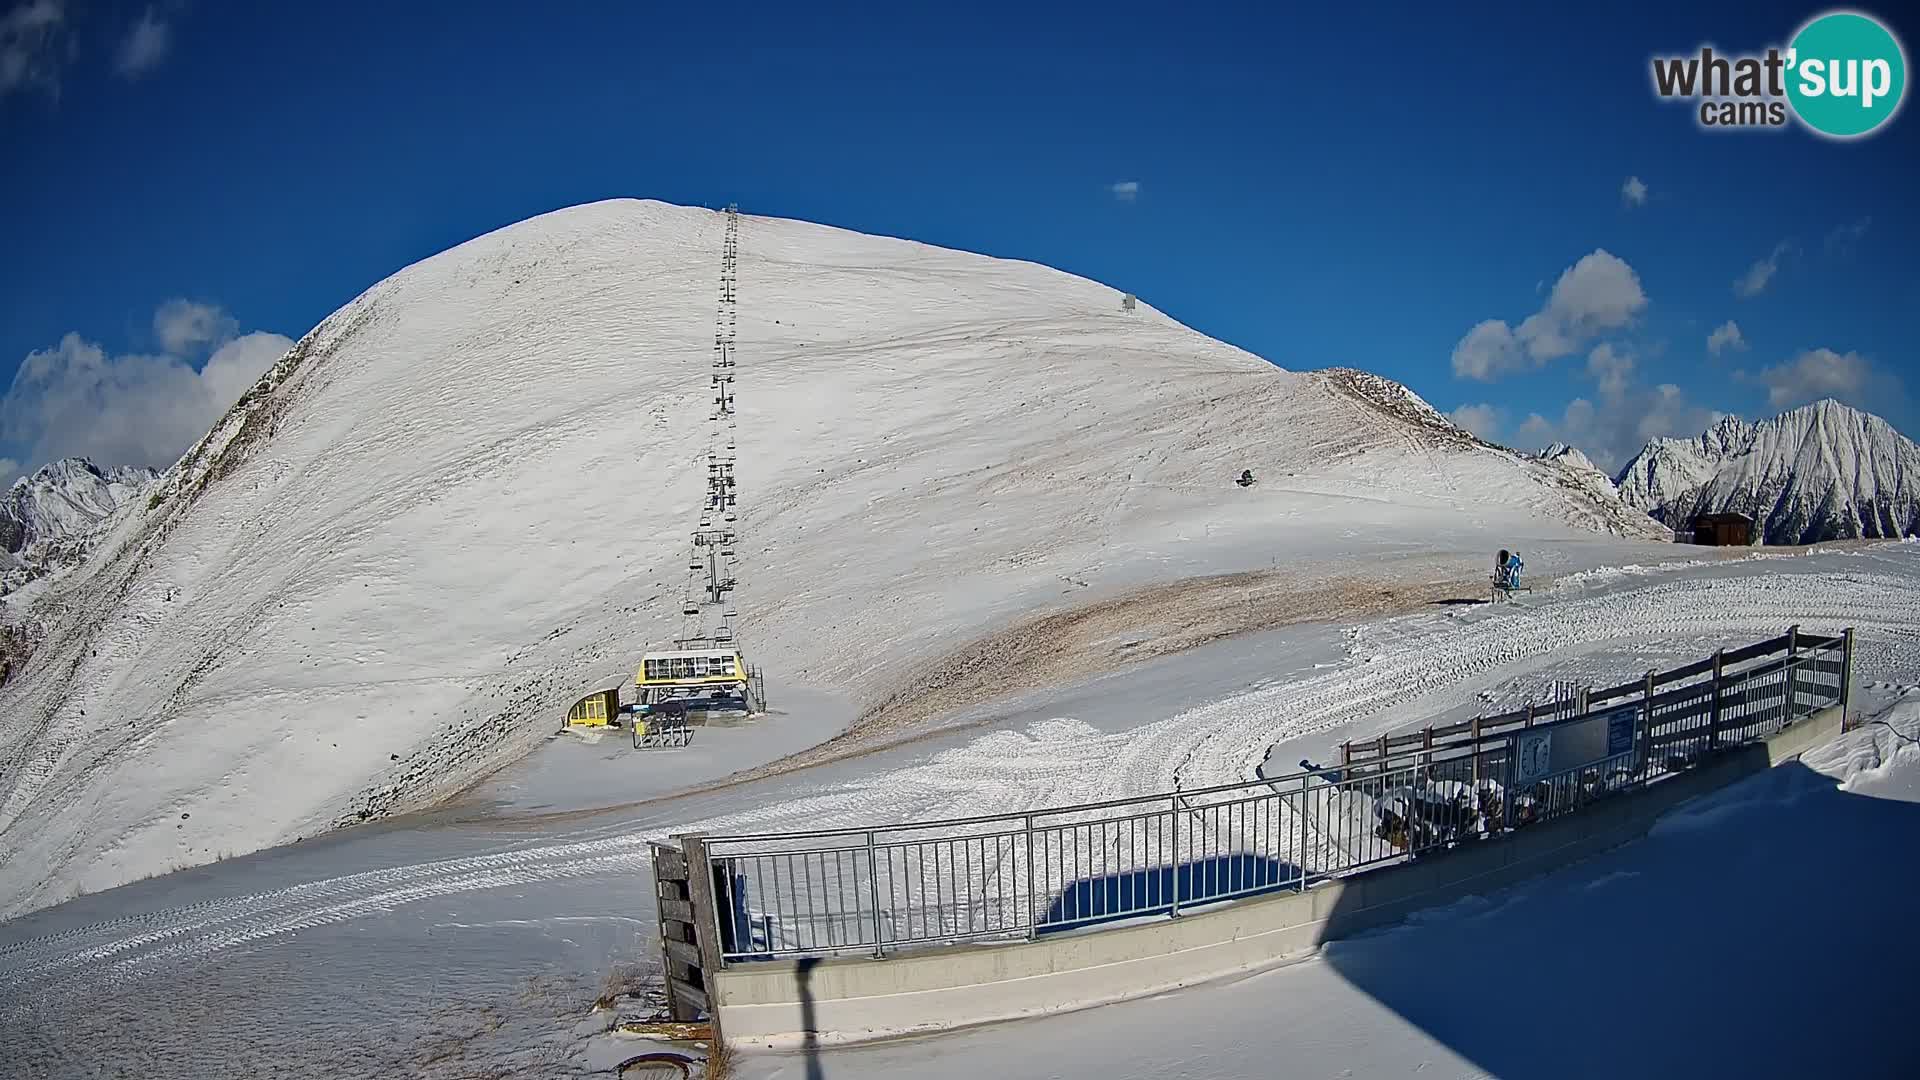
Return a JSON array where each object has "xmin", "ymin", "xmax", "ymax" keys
[
  {"xmin": 0, "ymin": 199, "xmax": 1662, "ymax": 916},
  {"xmin": 1616, "ymin": 400, "xmax": 1920, "ymax": 544}
]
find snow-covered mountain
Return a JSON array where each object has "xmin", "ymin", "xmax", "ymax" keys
[
  {"xmin": 2, "ymin": 458, "xmax": 157, "ymax": 555},
  {"xmin": 1539, "ymin": 442, "xmax": 1605, "ymax": 478},
  {"xmin": 1616, "ymin": 401, "xmax": 1920, "ymax": 545},
  {"xmin": 1, "ymin": 459, "xmax": 159, "ymax": 595},
  {"xmin": 0, "ymin": 200, "xmax": 1666, "ymax": 915}
]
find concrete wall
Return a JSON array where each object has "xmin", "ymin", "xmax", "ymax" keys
[{"xmin": 711, "ymin": 705, "xmax": 1844, "ymax": 1049}]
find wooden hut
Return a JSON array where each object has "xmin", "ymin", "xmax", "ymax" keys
[{"xmin": 1692, "ymin": 512, "xmax": 1754, "ymax": 546}]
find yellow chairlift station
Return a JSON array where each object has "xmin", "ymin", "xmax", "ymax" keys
[{"xmin": 636, "ymin": 646, "xmax": 747, "ymax": 695}]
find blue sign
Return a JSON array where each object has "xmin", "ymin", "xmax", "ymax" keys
[{"xmin": 1607, "ymin": 709, "xmax": 1636, "ymax": 756}]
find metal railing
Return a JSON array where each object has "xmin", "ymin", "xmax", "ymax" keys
[{"xmin": 687, "ymin": 627, "xmax": 1851, "ymax": 963}]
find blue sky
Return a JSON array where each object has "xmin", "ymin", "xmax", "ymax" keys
[{"xmin": 1, "ymin": 0, "xmax": 1914, "ymax": 484}]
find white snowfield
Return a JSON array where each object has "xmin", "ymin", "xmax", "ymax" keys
[{"xmin": 0, "ymin": 199, "xmax": 1661, "ymax": 918}]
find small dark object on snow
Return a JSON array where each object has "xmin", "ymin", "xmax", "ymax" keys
[{"xmin": 1236, "ymin": 469, "xmax": 1256, "ymax": 487}]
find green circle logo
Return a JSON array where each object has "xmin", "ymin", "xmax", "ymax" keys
[{"xmin": 1787, "ymin": 11, "xmax": 1907, "ymax": 138}]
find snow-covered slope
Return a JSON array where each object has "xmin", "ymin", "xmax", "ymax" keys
[
  {"xmin": 0, "ymin": 199, "xmax": 1663, "ymax": 915},
  {"xmin": 1616, "ymin": 402, "xmax": 1920, "ymax": 544},
  {"xmin": 1, "ymin": 459, "xmax": 158, "ymax": 587}
]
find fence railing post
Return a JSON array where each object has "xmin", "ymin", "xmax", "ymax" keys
[
  {"xmin": 1296, "ymin": 778, "xmax": 1311, "ymax": 893},
  {"xmin": 1168, "ymin": 798, "xmax": 1182, "ymax": 919},
  {"xmin": 1841, "ymin": 627, "xmax": 1855, "ymax": 730},
  {"xmin": 1470, "ymin": 717, "xmax": 1483, "ymax": 785},
  {"xmin": 1023, "ymin": 814, "xmax": 1037, "ymax": 939},
  {"xmin": 1501, "ymin": 733, "xmax": 1517, "ymax": 832},
  {"xmin": 1708, "ymin": 649, "xmax": 1724, "ymax": 751},
  {"xmin": 1786, "ymin": 624, "xmax": 1801, "ymax": 717},
  {"xmin": 1641, "ymin": 670, "xmax": 1657, "ymax": 778},
  {"xmin": 866, "ymin": 830, "xmax": 884, "ymax": 958}
]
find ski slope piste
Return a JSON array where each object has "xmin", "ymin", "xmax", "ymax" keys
[{"xmin": 0, "ymin": 199, "xmax": 1664, "ymax": 918}]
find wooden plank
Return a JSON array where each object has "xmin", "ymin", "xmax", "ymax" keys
[
  {"xmin": 663, "ymin": 937, "xmax": 703, "ymax": 968},
  {"xmin": 667, "ymin": 978, "xmax": 710, "ymax": 1014},
  {"xmin": 659, "ymin": 898, "xmax": 695, "ymax": 923},
  {"xmin": 616, "ymin": 1019, "xmax": 713, "ymax": 1041},
  {"xmin": 1651, "ymin": 683, "xmax": 1713, "ymax": 711},
  {"xmin": 1648, "ymin": 729, "xmax": 1707, "ymax": 750},
  {"xmin": 1653, "ymin": 656, "xmax": 1715, "ymax": 687},
  {"xmin": 680, "ymin": 834, "xmax": 729, "ymax": 1030},
  {"xmin": 1723, "ymin": 633, "xmax": 1791, "ymax": 666},
  {"xmin": 1588, "ymin": 680, "xmax": 1643, "ymax": 705},
  {"xmin": 654, "ymin": 850, "xmax": 689, "ymax": 880}
]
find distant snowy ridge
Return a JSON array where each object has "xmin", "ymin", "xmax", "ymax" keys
[
  {"xmin": 1538, "ymin": 442, "xmax": 1605, "ymax": 478},
  {"xmin": 2, "ymin": 458, "xmax": 158, "ymax": 555},
  {"xmin": 1615, "ymin": 400, "xmax": 1920, "ymax": 545},
  {"xmin": 1, "ymin": 459, "xmax": 160, "ymax": 598}
]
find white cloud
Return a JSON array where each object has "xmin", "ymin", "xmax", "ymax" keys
[
  {"xmin": 154, "ymin": 299, "xmax": 237, "ymax": 354},
  {"xmin": 0, "ymin": 456, "xmax": 19, "ymax": 487},
  {"xmin": 1450, "ymin": 319, "xmax": 1522, "ymax": 380},
  {"xmin": 1109, "ymin": 180, "xmax": 1139, "ymax": 202},
  {"xmin": 1511, "ymin": 341, "xmax": 1722, "ymax": 470},
  {"xmin": 1744, "ymin": 348, "xmax": 1904, "ymax": 412},
  {"xmin": 1824, "ymin": 217, "xmax": 1871, "ymax": 257},
  {"xmin": 1621, "ymin": 176, "xmax": 1648, "ymax": 207},
  {"xmin": 1448, "ymin": 402, "xmax": 1506, "ymax": 441},
  {"xmin": 1, "ymin": 309, "xmax": 291, "ymax": 473},
  {"xmin": 0, "ymin": 0, "xmax": 68, "ymax": 99},
  {"xmin": 114, "ymin": 7, "xmax": 169, "ymax": 78},
  {"xmin": 1706, "ymin": 320, "xmax": 1747, "ymax": 357},
  {"xmin": 1733, "ymin": 241, "xmax": 1791, "ymax": 298},
  {"xmin": 1585, "ymin": 343, "xmax": 1634, "ymax": 399},
  {"xmin": 1452, "ymin": 250, "xmax": 1648, "ymax": 380},
  {"xmin": 1513, "ymin": 386, "xmax": 1722, "ymax": 474}
]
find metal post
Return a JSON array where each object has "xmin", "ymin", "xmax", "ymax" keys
[
  {"xmin": 1787, "ymin": 624, "xmax": 1801, "ymax": 718},
  {"xmin": 1339, "ymin": 741, "xmax": 1351, "ymax": 768},
  {"xmin": 1501, "ymin": 733, "xmax": 1516, "ymax": 833},
  {"xmin": 1023, "ymin": 815, "xmax": 1037, "ymax": 939},
  {"xmin": 1841, "ymin": 627, "xmax": 1855, "ymax": 730},
  {"xmin": 1169, "ymin": 797, "xmax": 1182, "ymax": 919},
  {"xmin": 866, "ymin": 831, "xmax": 884, "ymax": 958},
  {"xmin": 1297, "ymin": 777, "xmax": 1311, "ymax": 893},
  {"xmin": 1470, "ymin": 717, "xmax": 1483, "ymax": 785},
  {"xmin": 1643, "ymin": 669, "xmax": 1657, "ymax": 773},
  {"xmin": 1708, "ymin": 650, "xmax": 1724, "ymax": 751}
]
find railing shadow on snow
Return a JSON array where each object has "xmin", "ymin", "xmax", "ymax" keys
[{"xmin": 1310, "ymin": 750, "xmax": 1920, "ymax": 1080}]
